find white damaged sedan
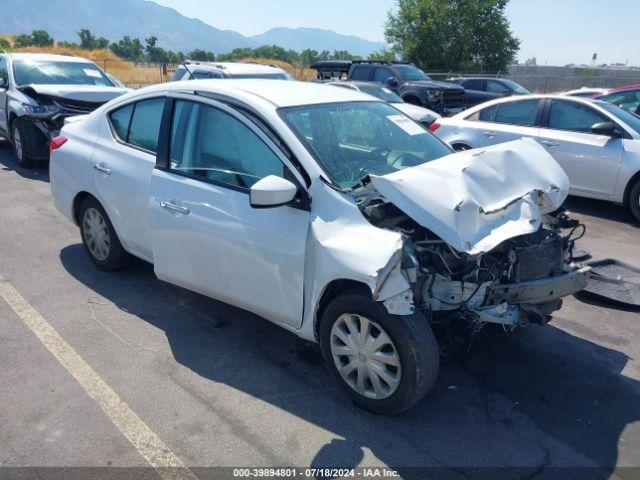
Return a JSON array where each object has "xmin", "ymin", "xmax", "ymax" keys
[{"xmin": 50, "ymin": 80, "xmax": 589, "ymax": 414}]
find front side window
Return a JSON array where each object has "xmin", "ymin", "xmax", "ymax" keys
[
  {"xmin": 350, "ymin": 67, "xmax": 370, "ymax": 81},
  {"xmin": 467, "ymin": 104, "xmax": 498, "ymax": 122},
  {"xmin": 12, "ymin": 59, "xmax": 112, "ymax": 87},
  {"xmin": 494, "ymin": 99, "xmax": 539, "ymax": 126},
  {"xmin": 373, "ymin": 68, "xmax": 394, "ymax": 84},
  {"xmin": 169, "ymin": 100, "xmax": 285, "ymax": 189},
  {"xmin": 487, "ymin": 80, "xmax": 510, "ymax": 93},
  {"xmin": 548, "ymin": 100, "xmax": 607, "ymax": 133},
  {"xmin": 281, "ymin": 101, "xmax": 451, "ymax": 190},
  {"xmin": 463, "ymin": 79, "xmax": 484, "ymax": 90},
  {"xmin": 109, "ymin": 98, "xmax": 164, "ymax": 153}
]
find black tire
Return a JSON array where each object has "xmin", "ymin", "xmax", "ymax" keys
[
  {"xmin": 78, "ymin": 196, "xmax": 131, "ymax": 271},
  {"xmin": 319, "ymin": 290, "xmax": 439, "ymax": 415},
  {"xmin": 629, "ymin": 180, "xmax": 640, "ymax": 222},
  {"xmin": 11, "ymin": 119, "xmax": 36, "ymax": 168}
]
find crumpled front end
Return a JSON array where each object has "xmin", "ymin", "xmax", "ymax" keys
[{"xmin": 349, "ymin": 139, "xmax": 590, "ymax": 349}]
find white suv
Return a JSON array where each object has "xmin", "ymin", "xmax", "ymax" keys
[
  {"xmin": 171, "ymin": 61, "xmax": 291, "ymax": 81},
  {"xmin": 50, "ymin": 80, "xmax": 588, "ymax": 413}
]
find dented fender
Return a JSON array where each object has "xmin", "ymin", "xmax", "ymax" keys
[{"xmin": 301, "ymin": 180, "xmax": 415, "ymax": 339}]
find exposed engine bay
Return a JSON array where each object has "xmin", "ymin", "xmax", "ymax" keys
[{"xmin": 358, "ymin": 192, "xmax": 589, "ymax": 350}]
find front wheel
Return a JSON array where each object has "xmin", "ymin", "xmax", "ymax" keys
[
  {"xmin": 12, "ymin": 120, "xmax": 34, "ymax": 168},
  {"xmin": 629, "ymin": 180, "xmax": 640, "ymax": 222},
  {"xmin": 319, "ymin": 291, "xmax": 439, "ymax": 414}
]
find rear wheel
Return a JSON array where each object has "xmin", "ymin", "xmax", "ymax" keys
[
  {"xmin": 79, "ymin": 196, "xmax": 131, "ymax": 271},
  {"xmin": 319, "ymin": 291, "xmax": 439, "ymax": 414},
  {"xmin": 629, "ymin": 180, "xmax": 640, "ymax": 222}
]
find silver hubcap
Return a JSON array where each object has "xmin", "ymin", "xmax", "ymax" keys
[
  {"xmin": 12, "ymin": 126, "xmax": 23, "ymax": 161},
  {"xmin": 82, "ymin": 208, "xmax": 111, "ymax": 261},
  {"xmin": 330, "ymin": 313, "xmax": 401, "ymax": 400}
]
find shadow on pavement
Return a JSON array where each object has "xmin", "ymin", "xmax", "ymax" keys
[
  {"xmin": 60, "ymin": 244, "xmax": 640, "ymax": 479},
  {"xmin": 564, "ymin": 196, "xmax": 637, "ymax": 227},
  {"xmin": 0, "ymin": 139, "xmax": 50, "ymax": 183}
]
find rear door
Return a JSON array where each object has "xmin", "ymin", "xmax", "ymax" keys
[
  {"xmin": 462, "ymin": 98, "xmax": 543, "ymax": 147},
  {"xmin": 92, "ymin": 97, "xmax": 165, "ymax": 261},
  {"xmin": 538, "ymin": 99, "xmax": 623, "ymax": 197},
  {"xmin": 149, "ymin": 95, "xmax": 310, "ymax": 328}
]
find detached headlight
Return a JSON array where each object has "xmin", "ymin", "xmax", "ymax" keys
[
  {"xmin": 427, "ymin": 90, "xmax": 442, "ymax": 102},
  {"xmin": 22, "ymin": 103, "xmax": 60, "ymax": 118}
]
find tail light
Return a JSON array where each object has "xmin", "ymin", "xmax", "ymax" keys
[
  {"xmin": 50, "ymin": 135, "xmax": 68, "ymax": 154},
  {"xmin": 428, "ymin": 122, "xmax": 441, "ymax": 133}
]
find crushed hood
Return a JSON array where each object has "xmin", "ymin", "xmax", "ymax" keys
[
  {"xmin": 369, "ymin": 138, "xmax": 570, "ymax": 255},
  {"xmin": 20, "ymin": 84, "xmax": 130, "ymax": 103}
]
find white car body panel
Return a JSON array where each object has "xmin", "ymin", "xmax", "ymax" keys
[
  {"xmin": 390, "ymin": 102, "xmax": 440, "ymax": 124},
  {"xmin": 20, "ymin": 84, "xmax": 131, "ymax": 103},
  {"xmin": 371, "ymin": 139, "xmax": 569, "ymax": 255},
  {"xmin": 435, "ymin": 95, "xmax": 640, "ymax": 204},
  {"xmin": 50, "ymin": 80, "xmax": 585, "ymax": 343}
]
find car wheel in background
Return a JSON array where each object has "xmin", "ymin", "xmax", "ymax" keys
[
  {"xmin": 629, "ymin": 180, "xmax": 640, "ymax": 222},
  {"xmin": 319, "ymin": 290, "xmax": 439, "ymax": 414},
  {"xmin": 79, "ymin": 196, "xmax": 131, "ymax": 271},
  {"xmin": 11, "ymin": 120, "xmax": 35, "ymax": 168}
]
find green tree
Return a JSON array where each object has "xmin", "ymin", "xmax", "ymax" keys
[
  {"xmin": 368, "ymin": 48, "xmax": 396, "ymax": 61},
  {"xmin": 188, "ymin": 49, "xmax": 215, "ymax": 61},
  {"xmin": 31, "ymin": 30, "xmax": 54, "ymax": 47},
  {"xmin": 385, "ymin": 0, "xmax": 519, "ymax": 72},
  {"xmin": 0, "ymin": 38, "xmax": 11, "ymax": 50},
  {"xmin": 110, "ymin": 36, "xmax": 144, "ymax": 61},
  {"xmin": 78, "ymin": 29, "xmax": 96, "ymax": 49}
]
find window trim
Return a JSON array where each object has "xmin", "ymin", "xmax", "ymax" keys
[
  {"xmin": 156, "ymin": 92, "xmax": 310, "ymax": 205},
  {"xmin": 106, "ymin": 96, "xmax": 167, "ymax": 156}
]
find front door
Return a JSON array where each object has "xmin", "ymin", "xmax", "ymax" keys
[
  {"xmin": 539, "ymin": 99, "xmax": 623, "ymax": 197},
  {"xmin": 0, "ymin": 57, "xmax": 9, "ymax": 134},
  {"xmin": 466, "ymin": 98, "xmax": 542, "ymax": 147},
  {"xmin": 149, "ymin": 96, "xmax": 309, "ymax": 328}
]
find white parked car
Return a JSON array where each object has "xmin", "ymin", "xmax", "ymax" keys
[
  {"xmin": 326, "ymin": 81, "xmax": 440, "ymax": 126},
  {"xmin": 50, "ymin": 80, "xmax": 588, "ymax": 413},
  {"xmin": 431, "ymin": 95, "xmax": 640, "ymax": 220},
  {"xmin": 171, "ymin": 61, "xmax": 291, "ymax": 81}
]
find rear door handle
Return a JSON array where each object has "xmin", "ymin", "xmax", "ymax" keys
[
  {"xmin": 160, "ymin": 201, "xmax": 190, "ymax": 215},
  {"xmin": 482, "ymin": 131, "xmax": 496, "ymax": 137},
  {"xmin": 94, "ymin": 163, "xmax": 111, "ymax": 174},
  {"xmin": 541, "ymin": 140, "xmax": 559, "ymax": 147}
]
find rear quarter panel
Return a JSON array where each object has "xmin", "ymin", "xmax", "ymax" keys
[{"xmin": 50, "ymin": 114, "xmax": 100, "ymax": 224}]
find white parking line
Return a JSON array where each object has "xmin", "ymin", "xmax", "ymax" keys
[{"xmin": 0, "ymin": 274, "xmax": 198, "ymax": 480}]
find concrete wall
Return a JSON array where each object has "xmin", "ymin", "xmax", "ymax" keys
[{"xmin": 506, "ymin": 65, "xmax": 640, "ymax": 93}]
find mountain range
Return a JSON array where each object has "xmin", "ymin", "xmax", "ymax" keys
[{"xmin": 0, "ymin": 0, "xmax": 386, "ymax": 56}]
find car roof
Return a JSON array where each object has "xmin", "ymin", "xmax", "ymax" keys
[
  {"xmin": 6, "ymin": 52, "xmax": 94, "ymax": 64},
  {"xmin": 135, "ymin": 79, "xmax": 379, "ymax": 108},
  {"xmin": 182, "ymin": 62, "xmax": 285, "ymax": 75},
  {"xmin": 602, "ymin": 84, "xmax": 640, "ymax": 94}
]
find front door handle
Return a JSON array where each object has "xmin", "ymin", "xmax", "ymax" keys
[
  {"xmin": 541, "ymin": 140, "xmax": 559, "ymax": 147},
  {"xmin": 94, "ymin": 163, "xmax": 111, "ymax": 174},
  {"xmin": 160, "ymin": 201, "xmax": 190, "ymax": 215}
]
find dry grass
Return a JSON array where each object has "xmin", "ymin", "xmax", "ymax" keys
[
  {"xmin": 3, "ymin": 41, "xmax": 317, "ymax": 86},
  {"xmin": 241, "ymin": 57, "xmax": 316, "ymax": 81}
]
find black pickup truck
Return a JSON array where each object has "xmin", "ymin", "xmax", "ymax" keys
[{"xmin": 311, "ymin": 60, "xmax": 466, "ymax": 115}]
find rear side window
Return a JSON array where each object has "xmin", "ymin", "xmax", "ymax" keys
[
  {"xmin": 548, "ymin": 100, "xmax": 607, "ymax": 133},
  {"xmin": 350, "ymin": 67, "xmax": 370, "ymax": 81},
  {"xmin": 109, "ymin": 103, "xmax": 134, "ymax": 141},
  {"xmin": 467, "ymin": 104, "xmax": 498, "ymax": 122},
  {"xmin": 494, "ymin": 99, "xmax": 539, "ymax": 126},
  {"xmin": 108, "ymin": 98, "xmax": 165, "ymax": 153},
  {"xmin": 0, "ymin": 57, "xmax": 8, "ymax": 85}
]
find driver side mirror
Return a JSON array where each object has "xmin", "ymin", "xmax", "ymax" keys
[
  {"xmin": 590, "ymin": 121, "xmax": 623, "ymax": 138},
  {"xmin": 387, "ymin": 77, "xmax": 398, "ymax": 88},
  {"xmin": 250, "ymin": 175, "xmax": 298, "ymax": 208}
]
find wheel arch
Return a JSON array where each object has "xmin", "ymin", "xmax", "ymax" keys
[
  {"xmin": 623, "ymin": 170, "xmax": 640, "ymax": 206},
  {"xmin": 72, "ymin": 191, "xmax": 94, "ymax": 225},
  {"xmin": 313, "ymin": 278, "xmax": 371, "ymax": 339}
]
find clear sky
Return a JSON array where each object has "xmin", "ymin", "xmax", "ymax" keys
[{"xmin": 152, "ymin": 0, "xmax": 640, "ymax": 66}]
